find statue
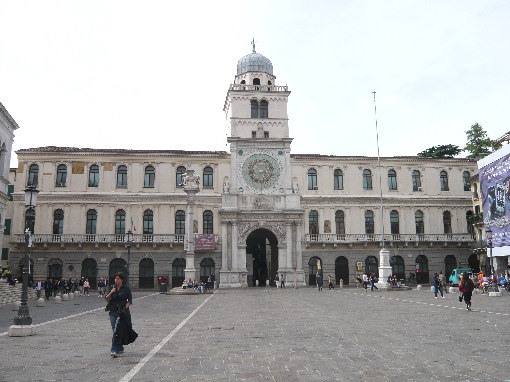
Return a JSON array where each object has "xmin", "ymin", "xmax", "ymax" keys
[
  {"xmin": 292, "ymin": 180, "xmax": 299, "ymax": 194},
  {"xmin": 223, "ymin": 177, "xmax": 231, "ymax": 193},
  {"xmin": 182, "ymin": 171, "xmax": 200, "ymax": 187}
]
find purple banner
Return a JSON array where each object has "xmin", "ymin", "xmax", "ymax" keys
[
  {"xmin": 480, "ymin": 152, "xmax": 510, "ymax": 247},
  {"xmin": 195, "ymin": 234, "xmax": 216, "ymax": 251}
]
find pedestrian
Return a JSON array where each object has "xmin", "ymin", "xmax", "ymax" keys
[
  {"xmin": 79, "ymin": 277, "xmax": 84, "ymax": 295},
  {"xmin": 83, "ymin": 278, "xmax": 90, "ymax": 296},
  {"xmin": 36, "ymin": 280, "xmax": 42, "ymax": 299},
  {"xmin": 275, "ymin": 274, "xmax": 280, "ymax": 288},
  {"xmin": 433, "ymin": 273, "xmax": 444, "ymax": 299},
  {"xmin": 52, "ymin": 279, "xmax": 59, "ymax": 297},
  {"xmin": 280, "ymin": 274, "xmax": 285, "ymax": 288},
  {"xmin": 362, "ymin": 273, "xmax": 369, "ymax": 291},
  {"xmin": 105, "ymin": 272, "xmax": 134, "ymax": 357},
  {"xmin": 439, "ymin": 271, "xmax": 447, "ymax": 293},
  {"xmin": 328, "ymin": 275, "xmax": 334, "ymax": 290},
  {"xmin": 316, "ymin": 273, "xmax": 323, "ymax": 291},
  {"xmin": 103, "ymin": 277, "xmax": 108, "ymax": 296},
  {"xmin": 44, "ymin": 279, "xmax": 52, "ymax": 300},
  {"xmin": 370, "ymin": 274, "xmax": 379, "ymax": 291},
  {"xmin": 459, "ymin": 273, "xmax": 475, "ymax": 310},
  {"xmin": 356, "ymin": 275, "xmax": 362, "ymax": 288}
]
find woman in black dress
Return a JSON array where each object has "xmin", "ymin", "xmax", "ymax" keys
[{"xmin": 105, "ymin": 272, "xmax": 132, "ymax": 357}]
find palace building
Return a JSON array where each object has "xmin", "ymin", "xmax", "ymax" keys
[{"xmin": 7, "ymin": 48, "xmax": 478, "ymax": 288}]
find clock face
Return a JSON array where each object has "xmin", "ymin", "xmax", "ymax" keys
[{"xmin": 241, "ymin": 153, "xmax": 281, "ymax": 190}]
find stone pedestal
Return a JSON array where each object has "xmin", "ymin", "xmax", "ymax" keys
[
  {"xmin": 8, "ymin": 325, "xmax": 35, "ymax": 337},
  {"xmin": 375, "ymin": 248, "xmax": 392, "ymax": 289}
]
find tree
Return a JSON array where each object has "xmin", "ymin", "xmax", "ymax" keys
[
  {"xmin": 418, "ymin": 144, "xmax": 461, "ymax": 158},
  {"xmin": 464, "ymin": 123, "xmax": 492, "ymax": 159}
]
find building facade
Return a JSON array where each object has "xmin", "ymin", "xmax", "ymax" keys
[{"xmin": 7, "ymin": 49, "xmax": 478, "ymax": 288}]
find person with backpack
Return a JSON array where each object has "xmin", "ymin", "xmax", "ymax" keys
[
  {"xmin": 459, "ymin": 273, "xmax": 475, "ymax": 310},
  {"xmin": 370, "ymin": 274, "xmax": 379, "ymax": 291},
  {"xmin": 433, "ymin": 273, "xmax": 444, "ymax": 299}
]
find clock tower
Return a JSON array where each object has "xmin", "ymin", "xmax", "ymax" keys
[{"xmin": 219, "ymin": 44, "xmax": 305, "ymax": 287}]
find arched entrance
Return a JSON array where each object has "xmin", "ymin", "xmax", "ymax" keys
[
  {"xmin": 109, "ymin": 258, "xmax": 126, "ymax": 286},
  {"xmin": 365, "ymin": 256, "xmax": 379, "ymax": 278},
  {"xmin": 48, "ymin": 258, "xmax": 63, "ymax": 280},
  {"xmin": 335, "ymin": 256, "xmax": 349, "ymax": 285},
  {"xmin": 308, "ymin": 256, "xmax": 323, "ymax": 286},
  {"xmin": 247, "ymin": 228, "xmax": 278, "ymax": 287},
  {"xmin": 200, "ymin": 258, "xmax": 215, "ymax": 282},
  {"xmin": 415, "ymin": 255, "xmax": 429, "ymax": 284},
  {"xmin": 390, "ymin": 255, "xmax": 405, "ymax": 282},
  {"xmin": 445, "ymin": 255, "xmax": 457, "ymax": 280},
  {"xmin": 82, "ymin": 258, "xmax": 98, "ymax": 289},
  {"xmin": 468, "ymin": 254, "xmax": 480, "ymax": 273},
  {"xmin": 139, "ymin": 258, "xmax": 154, "ymax": 289},
  {"xmin": 172, "ymin": 258, "xmax": 185, "ymax": 288}
]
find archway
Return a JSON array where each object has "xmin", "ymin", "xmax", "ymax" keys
[
  {"xmin": 247, "ymin": 228, "xmax": 278, "ymax": 286},
  {"xmin": 468, "ymin": 254, "xmax": 480, "ymax": 273},
  {"xmin": 139, "ymin": 258, "xmax": 154, "ymax": 289},
  {"xmin": 109, "ymin": 258, "xmax": 126, "ymax": 286},
  {"xmin": 172, "ymin": 258, "xmax": 185, "ymax": 288},
  {"xmin": 415, "ymin": 255, "xmax": 429, "ymax": 284},
  {"xmin": 365, "ymin": 256, "xmax": 379, "ymax": 278},
  {"xmin": 335, "ymin": 256, "xmax": 349, "ymax": 285},
  {"xmin": 390, "ymin": 255, "xmax": 405, "ymax": 282},
  {"xmin": 48, "ymin": 258, "xmax": 63, "ymax": 280},
  {"xmin": 444, "ymin": 255, "xmax": 457, "ymax": 280},
  {"xmin": 82, "ymin": 258, "xmax": 98, "ymax": 289},
  {"xmin": 200, "ymin": 258, "xmax": 215, "ymax": 282},
  {"xmin": 308, "ymin": 256, "xmax": 323, "ymax": 286}
]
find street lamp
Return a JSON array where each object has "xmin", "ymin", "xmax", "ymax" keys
[
  {"xmin": 486, "ymin": 228, "xmax": 498, "ymax": 292},
  {"xmin": 126, "ymin": 229, "xmax": 132, "ymax": 285},
  {"xmin": 14, "ymin": 186, "xmax": 39, "ymax": 326}
]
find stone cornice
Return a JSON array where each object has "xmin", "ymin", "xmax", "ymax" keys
[{"xmin": 0, "ymin": 101, "xmax": 20, "ymax": 130}]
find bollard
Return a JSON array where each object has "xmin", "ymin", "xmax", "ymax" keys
[
  {"xmin": 430, "ymin": 286, "xmax": 435, "ymax": 292},
  {"xmin": 339, "ymin": 279, "xmax": 343, "ymax": 289},
  {"xmin": 12, "ymin": 301, "xmax": 21, "ymax": 311},
  {"xmin": 68, "ymin": 292, "xmax": 74, "ymax": 300},
  {"xmin": 214, "ymin": 280, "xmax": 218, "ymax": 290},
  {"xmin": 416, "ymin": 284, "xmax": 422, "ymax": 290},
  {"xmin": 256, "ymin": 280, "xmax": 259, "ymax": 287},
  {"xmin": 36, "ymin": 298, "xmax": 45, "ymax": 307},
  {"xmin": 62, "ymin": 294, "xmax": 69, "ymax": 301},
  {"xmin": 54, "ymin": 295, "xmax": 62, "ymax": 304},
  {"xmin": 74, "ymin": 291, "xmax": 80, "ymax": 297}
]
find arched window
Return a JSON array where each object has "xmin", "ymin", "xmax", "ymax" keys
[
  {"xmin": 466, "ymin": 211, "xmax": 474, "ymax": 235},
  {"xmin": 115, "ymin": 210, "xmax": 126, "ymax": 235},
  {"xmin": 172, "ymin": 258, "xmax": 186, "ymax": 288},
  {"xmin": 176, "ymin": 166, "xmax": 186, "ymax": 188},
  {"xmin": 175, "ymin": 210, "xmax": 185, "ymax": 235},
  {"xmin": 200, "ymin": 258, "xmax": 215, "ymax": 282},
  {"xmin": 117, "ymin": 165, "xmax": 127, "ymax": 187},
  {"xmin": 203, "ymin": 167, "xmax": 213, "ymax": 189},
  {"xmin": 89, "ymin": 164, "xmax": 99, "ymax": 187},
  {"xmin": 390, "ymin": 210, "xmax": 399, "ymax": 235},
  {"xmin": 144, "ymin": 165, "xmax": 155, "ymax": 188},
  {"xmin": 334, "ymin": 169, "xmax": 343, "ymax": 190},
  {"xmin": 440, "ymin": 170, "xmax": 449, "ymax": 191},
  {"xmin": 415, "ymin": 255, "xmax": 429, "ymax": 283},
  {"xmin": 415, "ymin": 210, "xmax": 424, "ymax": 236},
  {"xmin": 445, "ymin": 255, "xmax": 457, "ymax": 280},
  {"xmin": 365, "ymin": 256, "xmax": 378, "ymax": 277},
  {"xmin": 253, "ymin": 78, "xmax": 260, "ymax": 86},
  {"xmin": 53, "ymin": 209, "xmax": 64, "ymax": 235},
  {"xmin": 335, "ymin": 210, "xmax": 345, "ymax": 236},
  {"xmin": 443, "ymin": 211, "xmax": 452, "ymax": 234},
  {"xmin": 251, "ymin": 100, "xmax": 259, "ymax": 118},
  {"xmin": 139, "ymin": 258, "xmax": 154, "ymax": 288},
  {"xmin": 463, "ymin": 171, "xmax": 471, "ymax": 191},
  {"xmin": 56, "ymin": 164, "xmax": 67, "ymax": 187},
  {"xmin": 390, "ymin": 255, "xmax": 405, "ymax": 281},
  {"xmin": 412, "ymin": 170, "xmax": 421, "ymax": 191},
  {"xmin": 86, "ymin": 209, "xmax": 97, "ymax": 235},
  {"xmin": 143, "ymin": 210, "xmax": 153, "ymax": 235},
  {"xmin": 388, "ymin": 169, "xmax": 397, "ymax": 190},
  {"xmin": 308, "ymin": 168, "xmax": 317, "ymax": 190},
  {"xmin": 28, "ymin": 164, "xmax": 39, "ymax": 187},
  {"xmin": 259, "ymin": 100, "xmax": 268, "ymax": 118},
  {"xmin": 365, "ymin": 210, "xmax": 374, "ymax": 234},
  {"xmin": 363, "ymin": 169, "xmax": 372, "ymax": 190},
  {"xmin": 203, "ymin": 210, "xmax": 213, "ymax": 234},
  {"xmin": 309, "ymin": 210, "xmax": 319, "ymax": 235}
]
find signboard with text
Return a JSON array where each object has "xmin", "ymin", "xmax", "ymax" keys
[{"xmin": 194, "ymin": 234, "xmax": 216, "ymax": 251}]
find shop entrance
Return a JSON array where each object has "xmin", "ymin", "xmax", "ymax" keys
[{"xmin": 247, "ymin": 228, "xmax": 278, "ymax": 287}]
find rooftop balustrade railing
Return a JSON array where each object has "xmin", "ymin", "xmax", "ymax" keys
[{"xmin": 305, "ymin": 233, "xmax": 475, "ymax": 244}]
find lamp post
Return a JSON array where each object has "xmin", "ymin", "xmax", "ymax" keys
[
  {"xmin": 486, "ymin": 228, "xmax": 498, "ymax": 292},
  {"xmin": 126, "ymin": 229, "xmax": 132, "ymax": 285},
  {"xmin": 10, "ymin": 186, "xmax": 39, "ymax": 334}
]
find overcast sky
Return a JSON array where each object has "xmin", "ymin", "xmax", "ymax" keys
[{"xmin": 1, "ymin": 0, "xmax": 509, "ymax": 167}]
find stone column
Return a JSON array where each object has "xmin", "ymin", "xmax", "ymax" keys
[
  {"xmin": 286, "ymin": 223, "xmax": 293, "ymax": 269},
  {"xmin": 296, "ymin": 222, "xmax": 303, "ymax": 270},
  {"xmin": 183, "ymin": 170, "xmax": 199, "ymax": 282},
  {"xmin": 231, "ymin": 222, "xmax": 238, "ymax": 270},
  {"xmin": 376, "ymin": 248, "xmax": 392, "ymax": 289},
  {"xmin": 221, "ymin": 222, "xmax": 228, "ymax": 270}
]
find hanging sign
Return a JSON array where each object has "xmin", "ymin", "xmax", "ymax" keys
[{"xmin": 195, "ymin": 234, "xmax": 216, "ymax": 251}]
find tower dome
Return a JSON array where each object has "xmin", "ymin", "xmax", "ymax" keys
[{"xmin": 237, "ymin": 52, "xmax": 273, "ymax": 75}]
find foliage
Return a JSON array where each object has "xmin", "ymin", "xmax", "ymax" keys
[
  {"xmin": 464, "ymin": 123, "xmax": 492, "ymax": 159},
  {"xmin": 417, "ymin": 144, "xmax": 461, "ymax": 158}
]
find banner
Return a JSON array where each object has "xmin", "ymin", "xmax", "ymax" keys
[
  {"xmin": 194, "ymin": 234, "xmax": 216, "ymax": 251},
  {"xmin": 479, "ymin": 151, "xmax": 510, "ymax": 248}
]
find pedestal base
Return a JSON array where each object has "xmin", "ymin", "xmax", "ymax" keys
[
  {"xmin": 8, "ymin": 325, "xmax": 35, "ymax": 337},
  {"xmin": 374, "ymin": 282, "xmax": 392, "ymax": 290}
]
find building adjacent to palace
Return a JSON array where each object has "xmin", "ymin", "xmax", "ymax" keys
[{"xmin": 7, "ymin": 49, "xmax": 478, "ymax": 288}]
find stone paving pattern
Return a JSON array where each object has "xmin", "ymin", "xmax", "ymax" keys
[{"xmin": 0, "ymin": 287, "xmax": 509, "ymax": 381}]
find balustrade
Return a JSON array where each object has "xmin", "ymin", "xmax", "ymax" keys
[{"xmin": 304, "ymin": 233, "xmax": 475, "ymax": 244}]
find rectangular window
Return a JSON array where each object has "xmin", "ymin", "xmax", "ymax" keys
[
  {"xmin": 7, "ymin": 185, "xmax": 14, "ymax": 201},
  {"xmin": 264, "ymin": 132, "xmax": 269, "ymax": 138},
  {"xmin": 252, "ymin": 131, "xmax": 256, "ymax": 138},
  {"xmin": 1, "ymin": 248, "xmax": 8, "ymax": 260},
  {"xmin": 3, "ymin": 219, "xmax": 11, "ymax": 235}
]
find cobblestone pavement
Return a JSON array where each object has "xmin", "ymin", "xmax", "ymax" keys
[{"xmin": 1, "ymin": 287, "xmax": 509, "ymax": 382}]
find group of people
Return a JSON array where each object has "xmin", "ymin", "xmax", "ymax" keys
[
  {"xmin": 182, "ymin": 275, "xmax": 215, "ymax": 293},
  {"xmin": 31, "ymin": 277, "xmax": 108, "ymax": 299},
  {"xmin": 274, "ymin": 274, "xmax": 285, "ymax": 288},
  {"xmin": 355, "ymin": 273, "xmax": 379, "ymax": 291}
]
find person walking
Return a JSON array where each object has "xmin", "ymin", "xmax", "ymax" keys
[
  {"xmin": 439, "ymin": 271, "xmax": 447, "ymax": 293},
  {"xmin": 83, "ymin": 278, "xmax": 90, "ymax": 296},
  {"xmin": 370, "ymin": 274, "xmax": 379, "ymax": 291},
  {"xmin": 433, "ymin": 273, "xmax": 444, "ymax": 299},
  {"xmin": 36, "ymin": 280, "xmax": 42, "ymax": 299},
  {"xmin": 459, "ymin": 273, "xmax": 475, "ymax": 310},
  {"xmin": 362, "ymin": 273, "xmax": 369, "ymax": 291},
  {"xmin": 44, "ymin": 279, "xmax": 52, "ymax": 300},
  {"xmin": 105, "ymin": 272, "xmax": 134, "ymax": 357},
  {"xmin": 274, "ymin": 274, "xmax": 280, "ymax": 288},
  {"xmin": 328, "ymin": 275, "xmax": 334, "ymax": 290},
  {"xmin": 280, "ymin": 274, "xmax": 285, "ymax": 288},
  {"xmin": 79, "ymin": 277, "xmax": 84, "ymax": 295},
  {"xmin": 316, "ymin": 273, "xmax": 323, "ymax": 291}
]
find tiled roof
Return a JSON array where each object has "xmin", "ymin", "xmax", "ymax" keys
[{"xmin": 17, "ymin": 146, "xmax": 229, "ymax": 156}]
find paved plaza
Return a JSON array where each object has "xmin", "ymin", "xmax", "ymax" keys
[{"xmin": 0, "ymin": 286, "xmax": 509, "ymax": 382}]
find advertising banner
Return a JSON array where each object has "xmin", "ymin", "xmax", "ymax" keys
[{"xmin": 194, "ymin": 234, "xmax": 216, "ymax": 251}]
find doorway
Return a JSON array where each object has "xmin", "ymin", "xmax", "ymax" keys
[{"xmin": 247, "ymin": 228, "xmax": 278, "ymax": 286}]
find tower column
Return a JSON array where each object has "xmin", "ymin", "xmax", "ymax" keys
[
  {"xmin": 221, "ymin": 222, "xmax": 228, "ymax": 270},
  {"xmin": 286, "ymin": 222, "xmax": 293, "ymax": 269}
]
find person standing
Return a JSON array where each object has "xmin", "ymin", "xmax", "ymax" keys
[
  {"xmin": 362, "ymin": 273, "xmax": 369, "ymax": 291},
  {"xmin": 316, "ymin": 273, "xmax": 323, "ymax": 291},
  {"xmin": 370, "ymin": 274, "xmax": 379, "ymax": 291},
  {"xmin": 83, "ymin": 278, "xmax": 90, "ymax": 296},
  {"xmin": 280, "ymin": 274, "xmax": 285, "ymax": 288},
  {"xmin": 36, "ymin": 280, "xmax": 42, "ymax": 299},
  {"xmin": 44, "ymin": 279, "xmax": 52, "ymax": 300},
  {"xmin": 79, "ymin": 277, "xmax": 85, "ymax": 295},
  {"xmin": 105, "ymin": 272, "xmax": 133, "ymax": 357},
  {"xmin": 438, "ymin": 271, "xmax": 447, "ymax": 293},
  {"xmin": 274, "ymin": 274, "xmax": 280, "ymax": 288},
  {"xmin": 328, "ymin": 275, "xmax": 334, "ymax": 290},
  {"xmin": 459, "ymin": 273, "xmax": 475, "ymax": 310},
  {"xmin": 433, "ymin": 273, "xmax": 444, "ymax": 299}
]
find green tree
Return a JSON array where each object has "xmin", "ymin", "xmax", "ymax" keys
[
  {"xmin": 418, "ymin": 144, "xmax": 461, "ymax": 158},
  {"xmin": 464, "ymin": 123, "xmax": 492, "ymax": 159}
]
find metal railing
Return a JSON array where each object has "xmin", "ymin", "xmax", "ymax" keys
[
  {"xmin": 305, "ymin": 233, "xmax": 475, "ymax": 244},
  {"xmin": 229, "ymin": 84, "xmax": 289, "ymax": 92}
]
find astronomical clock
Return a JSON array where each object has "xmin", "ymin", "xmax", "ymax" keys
[{"xmin": 237, "ymin": 150, "xmax": 285, "ymax": 194}]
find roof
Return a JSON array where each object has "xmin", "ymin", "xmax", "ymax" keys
[{"xmin": 0, "ymin": 101, "xmax": 20, "ymax": 130}]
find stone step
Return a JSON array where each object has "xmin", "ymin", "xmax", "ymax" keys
[{"xmin": 0, "ymin": 278, "xmax": 38, "ymax": 306}]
